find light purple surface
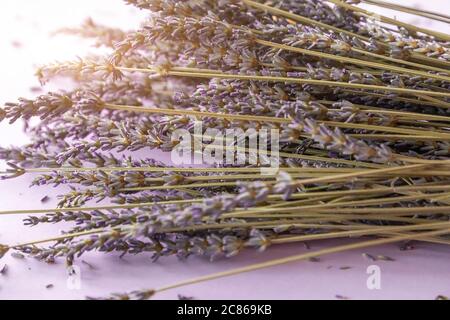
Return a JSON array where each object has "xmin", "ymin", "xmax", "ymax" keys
[{"xmin": 0, "ymin": 0, "xmax": 449, "ymax": 300}]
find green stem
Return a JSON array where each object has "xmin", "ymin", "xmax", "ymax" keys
[
  {"xmin": 333, "ymin": 90, "xmax": 450, "ymax": 109},
  {"xmin": 2, "ymin": 182, "xmax": 449, "ymax": 217},
  {"xmin": 21, "ymin": 166, "xmax": 358, "ymax": 174},
  {"xmin": 313, "ymin": 206, "xmax": 450, "ymax": 216},
  {"xmin": 8, "ymin": 228, "xmax": 110, "ymax": 249},
  {"xmin": 269, "ymin": 222, "xmax": 450, "ymax": 244},
  {"xmin": 105, "ymin": 101, "xmax": 450, "ymax": 139},
  {"xmin": 290, "ymin": 163, "xmax": 427, "ymax": 188},
  {"xmin": 124, "ymin": 164, "xmax": 448, "ymax": 195},
  {"xmin": 287, "ymin": 183, "xmax": 450, "ymax": 200},
  {"xmin": 104, "ymin": 103, "xmax": 288, "ymax": 124},
  {"xmin": 0, "ymin": 199, "xmax": 201, "ymax": 216}
]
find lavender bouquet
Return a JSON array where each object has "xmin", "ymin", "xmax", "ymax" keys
[{"xmin": 1, "ymin": 0, "xmax": 450, "ymax": 300}]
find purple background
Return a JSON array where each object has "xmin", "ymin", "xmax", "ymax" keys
[{"xmin": 0, "ymin": 0, "xmax": 449, "ymax": 300}]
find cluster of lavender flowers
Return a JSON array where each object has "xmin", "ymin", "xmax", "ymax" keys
[{"xmin": 0, "ymin": 0, "xmax": 449, "ymax": 299}]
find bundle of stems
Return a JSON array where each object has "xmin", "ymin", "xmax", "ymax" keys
[
  {"xmin": 357, "ymin": 0, "xmax": 450, "ymax": 24},
  {"xmin": 0, "ymin": 0, "xmax": 449, "ymax": 299}
]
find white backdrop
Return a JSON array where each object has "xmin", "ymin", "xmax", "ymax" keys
[{"xmin": 0, "ymin": 0, "xmax": 449, "ymax": 300}]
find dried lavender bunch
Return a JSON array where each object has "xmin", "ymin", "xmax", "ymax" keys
[{"xmin": 0, "ymin": 0, "xmax": 449, "ymax": 301}]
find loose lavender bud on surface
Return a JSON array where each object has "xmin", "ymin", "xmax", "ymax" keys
[{"xmin": 2, "ymin": 93, "xmax": 73, "ymax": 124}]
